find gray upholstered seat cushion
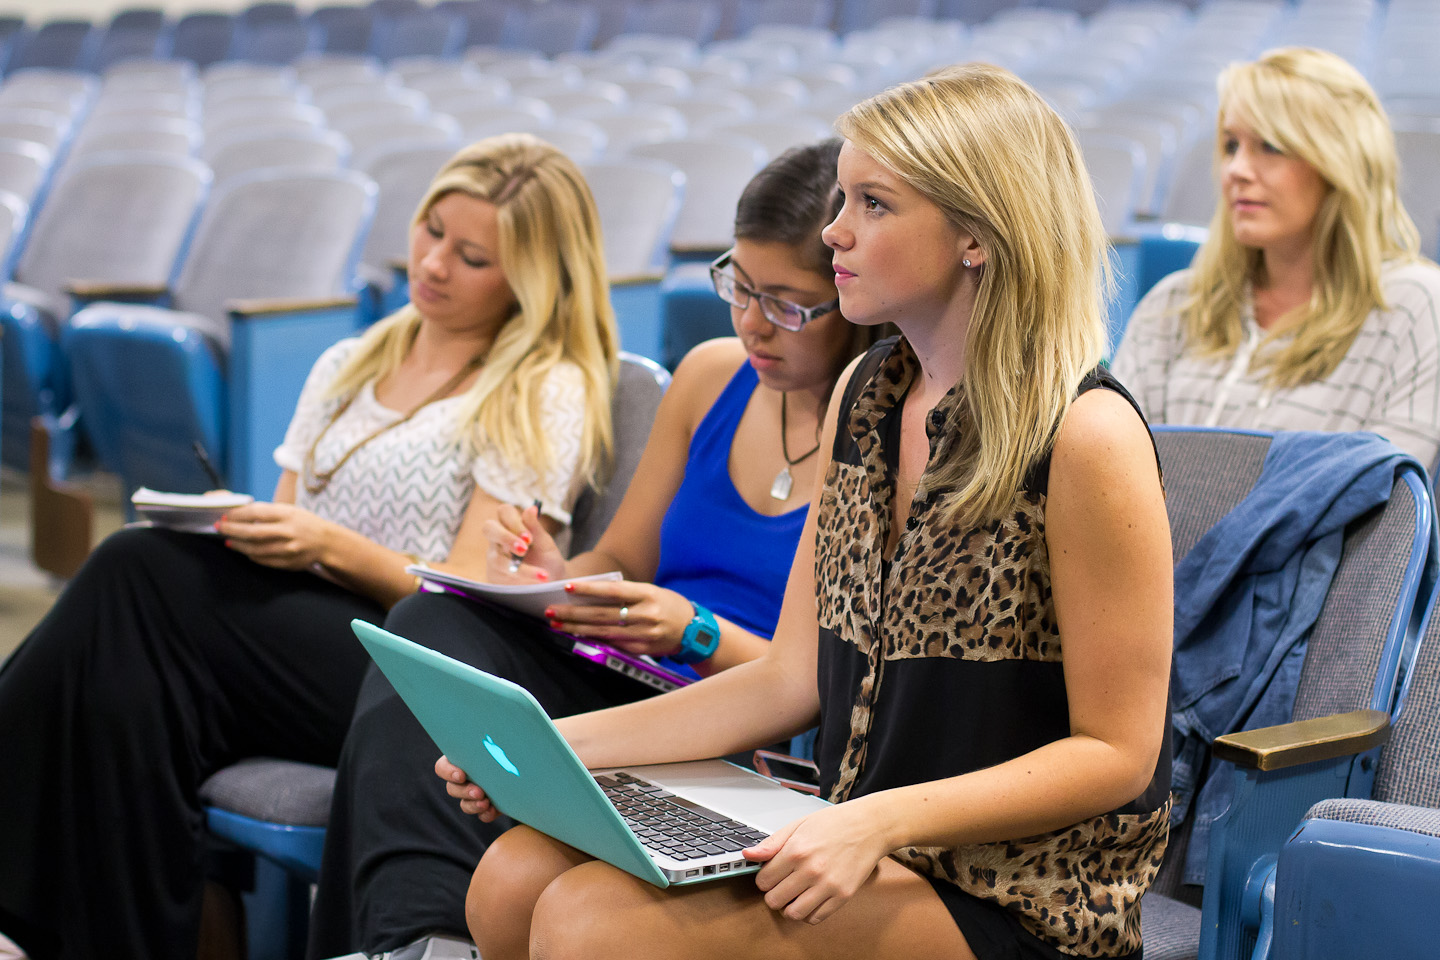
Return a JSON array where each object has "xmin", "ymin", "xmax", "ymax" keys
[
  {"xmin": 1306, "ymin": 797, "xmax": 1440, "ymax": 839},
  {"xmin": 199, "ymin": 757, "xmax": 337, "ymax": 826},
  {"xmin": 1141, "ymin": 893, "xmax": 1202, "ymax": 960}
]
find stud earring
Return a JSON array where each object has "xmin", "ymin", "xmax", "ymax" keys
[{"xmin": 963, "ymin": 258, "xmax": 973, "ymax": 267}]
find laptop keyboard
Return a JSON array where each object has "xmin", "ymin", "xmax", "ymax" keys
[{"xmin": 595, "ymin": 772, "xmax": 771, "ymax": 862}]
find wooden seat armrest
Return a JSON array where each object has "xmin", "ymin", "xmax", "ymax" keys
[
  {"xmin": 1211, "ymin": 709, "xmax": 1391, "ymax": 772},
  {"xmin": 227, "ymin": 295, "xmax": 359, "ymax": 317},
  {"xmin": 610, "ymin": 272, "xmax": 665, "ymax": 287},
  {"xmin": 65, "ymin": 280, "xmax": 169, "ymax": 300}
]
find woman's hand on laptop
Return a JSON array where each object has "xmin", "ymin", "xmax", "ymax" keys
[
  {"xmin": 545, "ymin": 579, "xmax": 693, "ymax": 658},
  {"xmin": 435, "ymin": 755, "xmax": 501, "ymax": 822},
  {"xmin": 742, "ymin": 799, "xmax": 894, "ymax": 925}
]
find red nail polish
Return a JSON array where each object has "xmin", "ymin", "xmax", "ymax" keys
[
  {"xmin": 563, "ymin": 582, "xmax": 574, "ymax": 592},
  {"xmin": 224, "ymin": 540, "xmax": 233, "ymax": 548},
  {"xmin": 513, "ymin": 540, "xmax": 527, "ymax": 554},
  {"xmin": 535, "ymin": 571, "xmax": 549, "ymax": 581},
  {"xmin": 521, "ymin": 531, "xmax": 533, "ymax": 544},
  {"xmin": 549, "ymin": 619, "xmax": 563, "ymax": 629},
  {"xmin": 544, "ymin": 607, "xmax": 555, "ymax": 618}
]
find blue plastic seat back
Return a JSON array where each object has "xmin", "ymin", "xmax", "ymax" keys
[
  {"xmin": 172, "ymin": 13, "xmax": 238, "ymax": 69},
  {"xmin": 64, "ymin": 316, "xmax": 225, "ymax": 494},
  {"xmin": 9, "ymin": 21, "xmax": 96, "ymax": 73}
]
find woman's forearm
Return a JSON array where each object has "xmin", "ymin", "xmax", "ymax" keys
[
  {"xmin": 557, "ymin": 651, "xmax": 819, "ymax": 770},
  {"xmin": 317, "ymin": 523, "xmax": 423, "ymax": 608},
  {"xmin": 860, "ymin": 733, "xmax": 1163, "ymax": 854}
]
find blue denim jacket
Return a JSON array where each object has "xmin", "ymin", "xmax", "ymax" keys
[{"xmin": 1169, "ymin": 430, "xmax": 1423, "ymax": 885}]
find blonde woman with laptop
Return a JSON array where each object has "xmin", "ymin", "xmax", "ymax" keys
[
  {"xmin": 442, "ymin": 66, "xmax": 1174, "ymax": 960},
  {"xmin": 0, "ymin": 134, "xmax": 617, "ymax": 960}
]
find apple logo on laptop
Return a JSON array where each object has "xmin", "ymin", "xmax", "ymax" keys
[{"xmin": 484, "ymin": 735, "xmax": 520, "ymax": 776}]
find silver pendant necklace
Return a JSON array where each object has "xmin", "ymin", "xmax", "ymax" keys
[{"xmin": 771, "ymin": 391, "xmax": 822, "ymax": 501}]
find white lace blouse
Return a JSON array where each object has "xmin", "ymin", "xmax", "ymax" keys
[{"xmin": 274, "ymin": 338, "xmax": 588, "ymax": 562}]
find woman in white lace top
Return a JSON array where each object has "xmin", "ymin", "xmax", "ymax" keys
[
  {"xmin": 0, "ymin": 134, "xmax": 618, "ymax": 960},
  {"xmin": 1112, "ymin": 47, "xmax": 1440, "ymax": 466}
]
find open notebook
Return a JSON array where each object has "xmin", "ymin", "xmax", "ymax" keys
[{"xmin": 407, "ymin": 566, "xmax": 693, "ymax": 692}]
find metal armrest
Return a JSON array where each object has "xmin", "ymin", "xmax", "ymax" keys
[
  {"xmin": 1212, "ymin": 709, "xmax": 1391, "ymax": 772},
  {"xmin": 226, "ymin": 295, "xmax": 359, "ymax": 318}
]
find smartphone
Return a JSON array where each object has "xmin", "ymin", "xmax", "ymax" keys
[{"xmin": 752, "ymin": 749, "xmax": 821, "ymax": 796}]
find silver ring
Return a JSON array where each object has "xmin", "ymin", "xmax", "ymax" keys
[{"xmin": 618, "ymin": 606, "xmax": 629, "ymax": 626}]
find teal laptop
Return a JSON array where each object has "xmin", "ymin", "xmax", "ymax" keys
[{"xmin": 351, "ymin": 620, "xmax": 831, "ymax": 887}]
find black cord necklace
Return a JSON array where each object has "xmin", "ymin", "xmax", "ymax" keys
[{"xmin": 770, "ymin": 391, "xmax": 823, "ymax": 501}]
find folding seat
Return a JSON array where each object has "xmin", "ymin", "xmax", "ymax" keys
[
  {"xmin": 621, "ymin": 1, "xmax": 724, "ymax": 44},
  {"xmin": 734, "ymin": 0, "xmax": 836, "ymax": 35},
  {"xmin": 89, "ymin": 88, "xmax": 197, "ymax": 121},
  {"xmin": 1073, "ymin": 129, "xmax": 1147, "ymax": 236},
  {"xmin": 355, "ymin": 139, "xmax": 461, "ymax": 294},
  {"xmin": 0, "ymin": 107, "xmax": 73, "ymax": 156},
  {"xmin": 207, "ymin": 104, "xmax": 325, "ymax": 147},
  {"xmin": 202, "ymin": 68, "xmax": 299, "ymax": 108},
  {"xmin": 693, "ymin": 115, "xmax": 832, "ymax": 159},
  {"xmin": 1080, "ymin": 112, "xmax": 1180, "ymax": 219},
  {"xmin": 8, "ymin": 21, "xmax": 96, "ymax": 74},
  {"xmin": 408, "ymin": 73, "xmax": 512, "ymax": 111},
  {"xmin": 445, "ymin": 1, "xmax": 520, "ymax": 52},
  {"xmin": 0, "ymin": 151, "xmax": 210, "ymax": 470},
  {"xmin": 630, "ymin": 135, "xmax": 766, "ymax": 254},
  {"xmin": 87, "ymin": 24, "xmax": 168, "ymax": 73},
  {"xmin": 581, "ymin": 156, "xmax": 685, "ymax": 357},
  {"xmin": 444, "ymin": 97, "xmax": 555, "ymax": 138},
  {"xmin": 582, "ymin": 104, "xmax": 687, "ymax": 155},
  {"xmin": 109, "ymin": 9, "xmax": 168, "ymax": 33},
  {"xmin": 604, "ymin": 33, "xmax": 702, "ymax": 64},
  {"xmin": 369, "ymin": 9, "xmax": 465, "ymax": 62},
  {"xmin": 69, "ymin": 115, "xmax": 201, "ymax": 159},
  {"xmin": 102, "ymin": 58, "xmax": 198, "ymax": 93},
  {"xmin": 1162, "ymin": 132, "xmax": 1220, "ymax": 227},
  {"xmin": 64, "ymin": 167, "xmax": 377, "ymax": 496},
  {"xmin": 171, "ymin": 12, "xmax": 238, "ymax": 70},
  {"xmin": 1393, "ymin": 123, "xmax": 1440, "ymax": 256},
  {"xmin": 229, "ymin": 19, "xmax": 313, "ymax": 66},
  {"xmin": 240, "ymin": 3, "xmax": 302, "ymax": 30},
  {"xmin": 1253, "ymin": 594, "xmax": 1440, "ymax": 960},
  {"xmin": 1134, "ymin": 427, "xmax": 1437, "ymax": 960},
  {"xmin": 369, "ymin": 0, "xmax": 425, "ymax": 17},
  {"xmin": 666, "ymin": 92, "xmax": 755, "ymax": 134},
  {"xmin": 209, "ymin": 128, "xmax": 349, "ymax": 185},
  {"xmin": 834, "ymin": 0, "xmax": 935, "ymax": 35},
  {"xmin": 307, "ymin": 5, "xmax": 375, "ymax": 55},
  {"xmin": 347, "ymin": 115, "xmax": 461, "ymax": 168},
  {"xmin": 308, "ymin": 77, "xmax": 408, "ymax": 111},
  {"xmin": 475, "ymin": 55, "xmax": 581, "ymax": 86},
  {"xmin": 535, "ymin": 82, "xmax": 629, "ymax": 117},
  {"xmin": 0, "ymin": 138, "xmax": 53, "ymax": 205},
  {"xmin": 290, "ymin": 52, "xmax": 383, "ymax": 89},
  {"xmin": 541, "ymin": 117, "xmax": 609, "ymax": 162},
  {"xmin": 501, "ymin": 4, "xmax": 601, "ymax": 57}
]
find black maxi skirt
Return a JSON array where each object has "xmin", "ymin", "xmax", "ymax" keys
[{"xmin": 0, "ymin": 527, "xmax": 384, "ymax": 960}]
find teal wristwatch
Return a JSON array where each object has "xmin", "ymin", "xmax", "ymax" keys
[{"xmin": 672, "ymin": 603, "xmax": 720, "ymax": 664}]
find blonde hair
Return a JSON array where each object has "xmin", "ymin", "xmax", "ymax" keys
[
  {"xmin": 1185, "ymin": 46, "xmax": 1421, "ymax": 388},
  {"xmin": 837, "ymin": 63, "xmax": 1109, "ymax": 527},
  {"xmin": 328, "ymin": 134, "xmax": 619, "ymax": 485}
]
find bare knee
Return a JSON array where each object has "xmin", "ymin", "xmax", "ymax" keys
[
  {"xmin": 468, "ymin": 827, "xmax": 589, "ymax": 960},
  {"xmin": 530, "ymin": 861, "xmax": 668, "ymax": 960}
]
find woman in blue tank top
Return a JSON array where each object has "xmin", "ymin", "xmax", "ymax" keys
[{"xmin": 307, "ymin": 139, "xmax": 892, "ymax": 958}]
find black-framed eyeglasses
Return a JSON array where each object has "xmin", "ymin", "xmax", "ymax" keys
[{"xmin": 708, "ymin": 250, "xmax": 839, "ymax": 332}]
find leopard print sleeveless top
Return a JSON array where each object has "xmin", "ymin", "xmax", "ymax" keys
[{"xmin": 814, "ymin": 337, "xmax": 1171, "ymax": 958}]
